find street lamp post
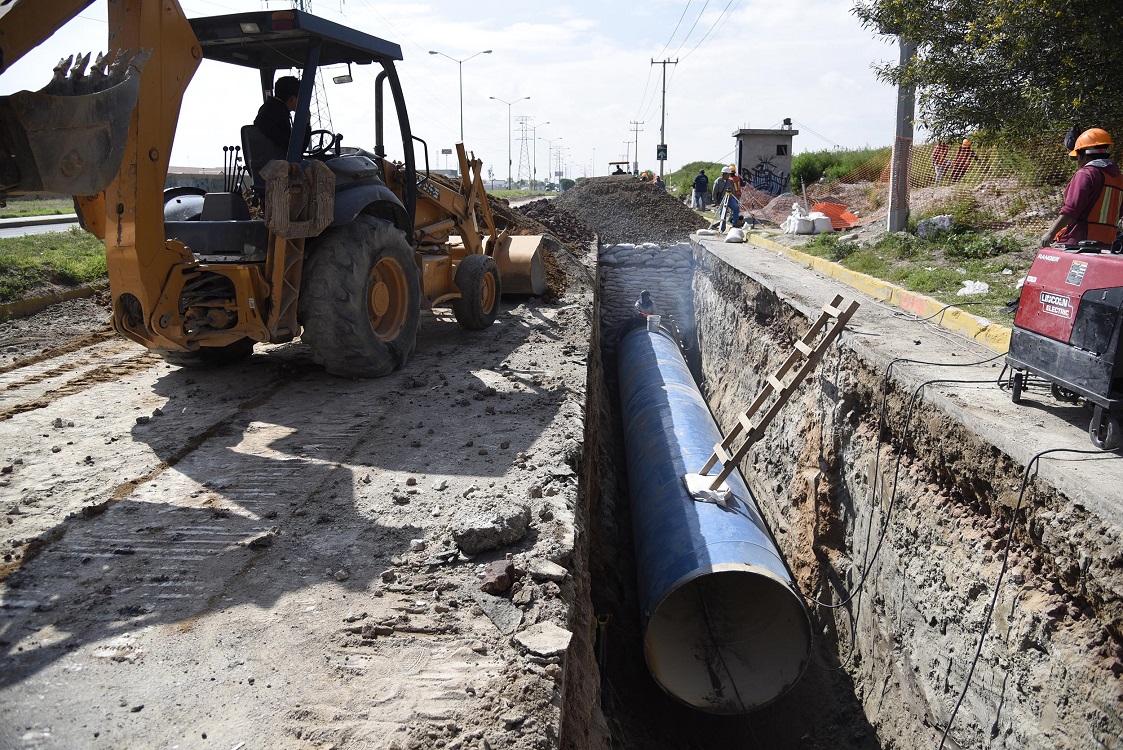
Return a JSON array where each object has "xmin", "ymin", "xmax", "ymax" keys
[
  {"xmin": 490, "ymin": 95, "xmax": 529, "ymax": 190},
  {"xmin": 539, "ymin": 136, "xmax": 562, "ymax": 188},
  {"xmin": 428, "ymin": 49, "xmax": 492, "ymax": 143},
  {"xmin": 530, "ymin": 121, "xmax": 549, "ymax": 190}
]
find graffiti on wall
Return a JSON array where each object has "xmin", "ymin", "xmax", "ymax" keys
[{"xmin": 741, "ymin": 157, "xmax": 788, "ymax": 196}]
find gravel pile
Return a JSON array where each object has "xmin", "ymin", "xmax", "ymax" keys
[
  {"xmin": 552, "ymin": 175, "xmax": 708, "ymax": 245},
  {"xmin": 514, "ymin": 199, "xmax": 595, "ymax": 246}
]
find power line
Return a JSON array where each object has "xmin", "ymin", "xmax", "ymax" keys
[
  {"xmin": 669, "ymin": 0, "xmax": 710, "ymax": 59},
  {"xmin": 680, "ymin": 0, "xmax": 742, "ymax": 62},
  {"xmin": 655, "ymin": 1, "xmax": 693, "ymax": 60}
]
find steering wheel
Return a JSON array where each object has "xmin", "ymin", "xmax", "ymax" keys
[{"xmin": 305, "ymin": 129, "xmax": 338, "ymax": 157}]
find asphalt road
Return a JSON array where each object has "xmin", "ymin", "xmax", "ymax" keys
[{"xmin": 0, "ymin": 214, "xmax": 79, "ymax": 238}]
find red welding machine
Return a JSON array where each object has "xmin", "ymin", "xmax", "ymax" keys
[{"xmin": 1007, "ymin": 244, "xmax": 1123, "ymax": 449}]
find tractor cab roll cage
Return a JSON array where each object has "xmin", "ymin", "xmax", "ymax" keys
[{"xmin": 188, "ymin": 9, "xmax": 419, "ymax": 227}]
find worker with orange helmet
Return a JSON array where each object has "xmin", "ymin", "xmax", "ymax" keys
[{"xmin": 1041, "ymin": 127, "xmax": 1123, "ymax": 247}]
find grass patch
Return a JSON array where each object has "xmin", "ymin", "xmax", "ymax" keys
[
  {"xmin": 792, "ymin": 225, "xmax": 1032, "ymax": 326},
  {"xmin": 0, "ymin": 228, "xmax": 106, "ymax": 303},
  {"xmin": 0, "ymin": 198, "xmax": 74, "ymax": 219},
  {"xmin": 489, "ymin": 189, "xmax": 552, "ymax": 201}
]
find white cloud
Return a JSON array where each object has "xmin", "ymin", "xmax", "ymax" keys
[{"xmin": 1, "ymin": 0, "xmax": 902, "ymax": 173}]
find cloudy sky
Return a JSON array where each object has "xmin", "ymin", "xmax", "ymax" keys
[{"xmin": 3, "ymin": 0, "xmax": 903, "ymax": 179}]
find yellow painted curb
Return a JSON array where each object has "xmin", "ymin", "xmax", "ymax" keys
[
  {"xmin": 0, "ymin": 282, "xmax": 107, "ymax": 322},
  {"xmin": 746, "ymin": 234, "xmax": 1011, "ymax": 354}
]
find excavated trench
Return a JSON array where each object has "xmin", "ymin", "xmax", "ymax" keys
[{"xmin": 540, "ymin": 178, "xmax": 1123, "ymax": 750}]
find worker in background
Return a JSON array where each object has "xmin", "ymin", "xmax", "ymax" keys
[
  {"xmin": 612, "ymin": 164, "xmax": 626, "ymax": 175},
  {"xmin": 634, "ymin": 290, "xmax": 657, "ymax": 317},
  {"xmin": 728, "ymin": 164, "xmax": 743, "ymax": 195},
  {"xmin": 1041, "ymin": 128, "xmax": 1123, "ymax": 248},
  {"xmin": 254, "ymin": 75, "xmax": 302, "ymax": 156},
  {"xmin": 948, "ymin": 139, "xmax": 978, "ymax": 182},
  {"xmin": 692, "ymin": 169, "xmax": 709, "ymax": 209},
  {"xmin": 654, "ymin": 175, "xmax": 666, "ymax": 191},
  {"xmin": 712, "ymin": 166, "xmax": 741, "ymax": 230}
]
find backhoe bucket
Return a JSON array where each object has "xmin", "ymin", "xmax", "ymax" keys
[
  {"xmin": 492, "ymin": 234, "xmax": 548, "ymax": 296},
  {"xmin": 0, "ymin": 51, "xmax": 146, "ymax": 197}
]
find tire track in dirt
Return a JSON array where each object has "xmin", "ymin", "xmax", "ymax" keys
[
  {"xmin": 0, "ymin": 351, "xmax": 160, "ymax": 422},
  {"xmin": 0, "ymin": 365, "xmax": 309, "ymax": 581},
  {"xmin": 0, "ymin": 327, "xmax": 117, "ymax": 376}
]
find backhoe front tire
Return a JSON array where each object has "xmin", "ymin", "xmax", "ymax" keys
[
  {"xmin": 452, "ymin": 254, "xmax": 501, "ymax": 330},
  {"xmin": 160, "ymin": 337, "xmax": 256, "ymax": 368},
  {"xmin": 299, "ymin": 215, "xmax": 420, "ymax": 378}
]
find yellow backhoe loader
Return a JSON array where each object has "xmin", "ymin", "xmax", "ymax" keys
[{"xmin": 0, "ymin": 1, "xmax": 547, "ymax": 377}]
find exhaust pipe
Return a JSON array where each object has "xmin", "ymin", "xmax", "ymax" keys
[{"xmin": 617, "ymin": 326, "xmax": 812, "ymax": 713}]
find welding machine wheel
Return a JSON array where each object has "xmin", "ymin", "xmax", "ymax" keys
[
  {"xmin": 1051, "ymin": 383, "xmax": 1081, "ymax": 404},
  {"xmin": 1089, "ymin": 406, "xmax": 1121, "ymax": 451},
  {"xmin": 1011, "ymin": 371, "xmax": 1025, "ymax": 404}
]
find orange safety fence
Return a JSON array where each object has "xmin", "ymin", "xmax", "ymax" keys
[{"xmin": 737, "ymin": 139, "xmax": 1077, "ymax": 234}]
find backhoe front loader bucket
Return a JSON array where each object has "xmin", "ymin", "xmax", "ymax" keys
[
  {"xmin": 0, "ymin": 49, "xmax": 148, "ymax": 197},
  {"xmin": 491, "ymin": 234, "xmax": 549, "ymax": 296}
]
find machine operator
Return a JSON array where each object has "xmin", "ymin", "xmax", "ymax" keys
[
  {"xmin": 1041, "ymin": 127, "xmax": 1123, "ymax": 248},
  {"xmin": 253, "ymin": 75, "xmax": 302, "ymax": 156}
]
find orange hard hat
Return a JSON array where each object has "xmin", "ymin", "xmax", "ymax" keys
[
  {"xmin": 1070, "ymin": 127, "xmax": 1113, "ymax": 156},
  {"xmin": 961, "ymin": 139, "xmax": 970, "ymax": 147},
  {"xmin": 728, "ymin": 164, "xmax": 736, "ymax": 171}
]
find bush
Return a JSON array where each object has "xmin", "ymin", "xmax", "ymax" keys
[
  {"xmin": 789, "ymin": 147, "xmax": 889, "ymax": 192},
  {"xmin": 941, "ymin": 232, "xmax": 1021, "ymax": 259}
]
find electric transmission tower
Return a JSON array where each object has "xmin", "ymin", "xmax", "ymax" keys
[
  {"xmin": 267, "ymin": 0, "xmax": 334, "ymax": 132},
  {"xmin": 515, "ymin": 116, "xmax": 532, "ymax": 187}
]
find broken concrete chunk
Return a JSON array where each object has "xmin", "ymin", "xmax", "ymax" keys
[
  {"xmin": 528, "ymin": 559, "xmax": 568, "ymax": 583},
  {"xmin": 409, "ymin": 538, "xmax": 426, "ymax": 552},
  {"xmin": 472, "ymin": 591, "xmax": 523, "ymax": 635},
  {"xmin": 452, "ymin": 503, "xmax": 531, "ymax": 555},
  {"xmin": 514, "ymin": 621, "xmax": 573, "ymax": 658}
]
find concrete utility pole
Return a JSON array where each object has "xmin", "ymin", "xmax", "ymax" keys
[
  {"xmin": 490, "ymin": 95, "xmax": 529, "ymax": 190},
  {"xmin": 629, "ymin": 121, "xmax": 643, "ymax": 175},
  {"xmin": 651, "ymin": 58, "xmax": 677, "ymax": 178},
  {"xmin": 887, "ymin": 38, "xmax": 916, "ymax": 232}
]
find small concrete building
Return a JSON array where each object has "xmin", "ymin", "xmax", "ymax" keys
[{"xmin": 732, "ymin": 120, "xmax": 798, "ymax": 195}]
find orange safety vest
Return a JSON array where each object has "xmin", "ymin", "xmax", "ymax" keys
[{"xmin": 1085, "ymin": 167, "xmax": 1123, "ymax": 243}]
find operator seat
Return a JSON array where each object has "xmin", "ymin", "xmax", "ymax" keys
[{"xmin": 240, "ymin": 124, "xmax": 282, "ymax": 202}]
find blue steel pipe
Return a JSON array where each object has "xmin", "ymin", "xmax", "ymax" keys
[{"xmin": 617, "ymin": 326, "xmax": 812, "ymax": 714}]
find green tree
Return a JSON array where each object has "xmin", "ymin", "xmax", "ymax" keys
[{"xmin": 852, "ymin": 0, "xmax": 1123, "ymax": 145}]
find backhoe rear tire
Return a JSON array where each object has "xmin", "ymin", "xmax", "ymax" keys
[
  {"xmin": 299, "ymin": 215, "xmax": 420, "ymax": 378},
  {"xmin": 452, "ymin": 254, "xmax": 501, "ymax": 330},
  {"xmin": 160, "ymin": 337, "xmax": 256, "ymax": 368}
]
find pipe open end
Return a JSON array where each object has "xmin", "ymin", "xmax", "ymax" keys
[{"xmin": 645, "ymin": 569, "xmax": 812, "ymax": 714}]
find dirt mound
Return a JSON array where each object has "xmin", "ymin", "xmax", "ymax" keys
[
  {"xmin": 553, "ymin": 175, "xmax": 709, "ymax": 245},
  {"xmin": 515, "ymin": 199, "xmax": 595, "ymax": 246},
  {"xmin": 426, "ymin": 173, "xmax": 569, "ymax": 300}
]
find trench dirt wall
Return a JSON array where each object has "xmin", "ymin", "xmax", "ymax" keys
[{"xmin": 691, "ymin": 243, "xmax": 1123, "ymax": 749}]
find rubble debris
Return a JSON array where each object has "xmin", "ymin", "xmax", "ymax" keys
[
  {"xmin": 513, "ymin": 621, "xmax": 573, "ymax": 658},
  {"xmin": 452, "ymin": 502, "xmax": 531, "ymax": 555}
]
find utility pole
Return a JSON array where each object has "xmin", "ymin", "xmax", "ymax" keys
[
  {"xmin": 629, "ymin": 121, "xmax": 643, "ymax": 175},
  {"xmin": 887, "ymin": 38, "xmax": 916, "ymax": 232},
  {"xmin": 651, "ymin": 58, "xmax": 677, "ymax": 178}
]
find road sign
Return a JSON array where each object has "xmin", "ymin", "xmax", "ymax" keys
[
  {"xmin": 441, "ymin": 148, "xmax": 453, "ymax": 155},
  {"xmin": 656, "ymin": 144, "xmax": 668, "ymax": 161}
]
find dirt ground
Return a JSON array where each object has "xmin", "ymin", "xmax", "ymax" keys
[{"xmin": 0, "ymin": 237, "xmax": 599, "ymax": 750}]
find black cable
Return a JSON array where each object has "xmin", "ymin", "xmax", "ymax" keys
[
  {"xmin": 804, "ymin": 354, "xmax": 1003, "ymax": 613},
  {"xmin": 937, "ymin": 446, "xmax": 1119, "ymax": 749}
]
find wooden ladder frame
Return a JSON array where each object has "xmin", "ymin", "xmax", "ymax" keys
[{"xmin": 698, "ymin": 294, "xmax": 860, "ymax": 491}]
